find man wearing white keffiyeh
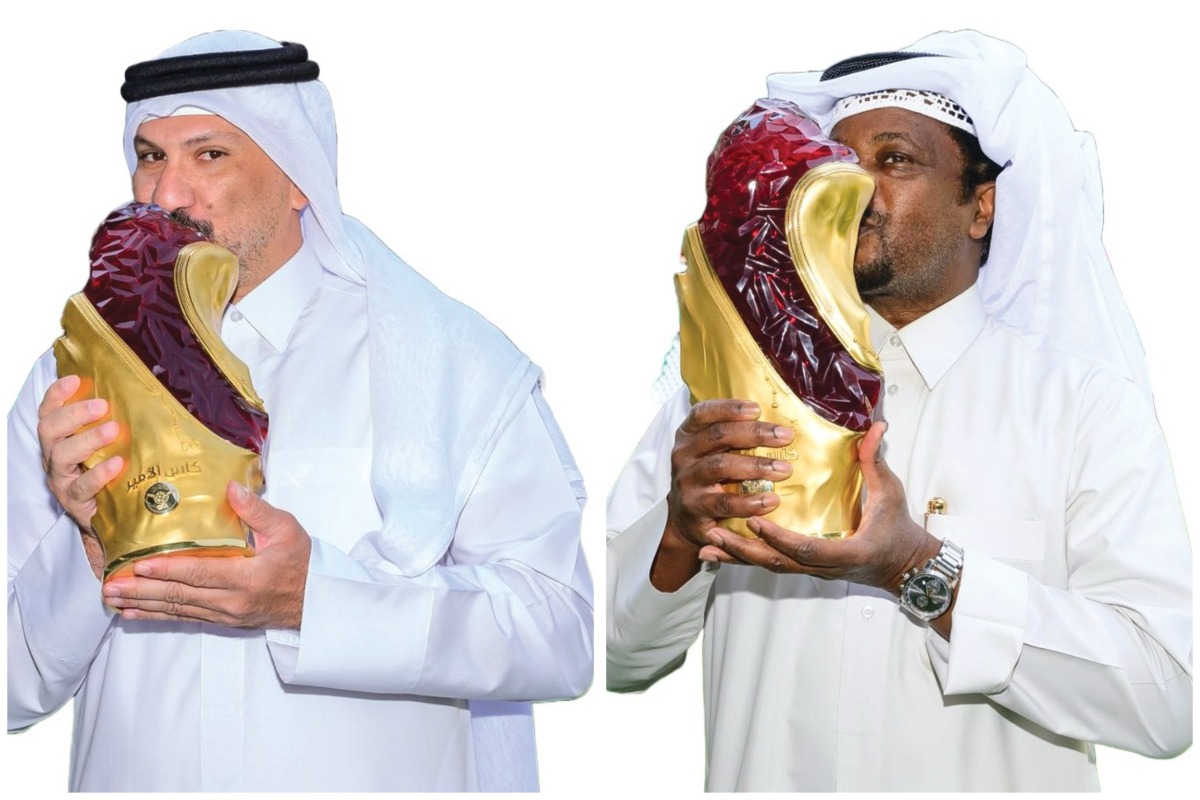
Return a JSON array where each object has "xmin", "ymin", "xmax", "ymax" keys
[
  {"xmin": 607, "ymin": 30, "xmax": 1191, "ymax": 791},
  {"xmin": 7, "ymin": 31, "xmax": 592, "ymax": 792}
]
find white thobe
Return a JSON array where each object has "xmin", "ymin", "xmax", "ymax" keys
[
  {"xmin": 8, "ymin": 244, "xmax": 593, "ymax": 792},
  {"xmin": 607, "ymin": 284, "xmax": 1191, "ymax": 791}
]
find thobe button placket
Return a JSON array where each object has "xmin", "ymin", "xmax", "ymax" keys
[
  {"xmin": 199, "ymin": 629, "xmax": 247, "ymax": 790},
  {"xmin": 838, "ymin": 588, "xmax": 888, "ymax": 789},
  {"xmin": 888, "ymin": 335, "xmax": 901, "ymax": 347}
]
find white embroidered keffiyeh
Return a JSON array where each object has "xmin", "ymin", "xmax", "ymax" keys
[{"xmin": 827, "ymin": 88, "xmax": 977, "ymax": 136}]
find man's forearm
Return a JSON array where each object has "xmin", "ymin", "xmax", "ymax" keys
[
  {"xmin": 929, "ymin": 552, "xmax": 1191, "ymax": 757},
  {"xmin": 9, "ymin": 513, "xmax": 115, "ymax": 730},
  {"xmin": 607, "ymin": 500, "xmax": 715, "ymax": 692},
  {"xmin": 8, "ymin": 358, "xmax": 115, "ymax": 730},
  {"xmin": 266, "ymin": 538, "xmax": 593, "ymax": 700}
]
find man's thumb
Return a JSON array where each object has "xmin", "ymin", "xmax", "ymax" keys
[
  {"xmin": 228, "ymin": 481, "xmax": 286, "ymax": 547},
  {"xmin": 858, "ymin": 420, "xmax": 892, "ymax": 489}
]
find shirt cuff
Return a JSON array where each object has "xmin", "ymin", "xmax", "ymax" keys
[
  {"xmin": 265, "ymin": 537, "xmax": 433, "ymax": 692},
  {"xmin": 13, "ymin": 514, "xmax": 114, "ymax": 665},
  {"xmin": 927, "ymin": 549, "xmax": 1029, "ymax": 695},
  {"xmin": 607, "ymin": 499, "xmax": 716, "ymax": 646}
]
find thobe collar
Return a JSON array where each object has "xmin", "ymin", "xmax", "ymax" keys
[
  {"xmin": 867, "ymin": 281, "xmax": 987, "ymax": 391},
  {"xmin": 229, "ymin": 241, "xmax": 323, "ymax": 352}
]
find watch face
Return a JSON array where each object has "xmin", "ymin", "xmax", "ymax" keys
[{"xmin": 903, "ymin": 573, "xmax": 950, "ymax": 615}]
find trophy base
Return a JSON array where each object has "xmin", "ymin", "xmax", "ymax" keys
[{"xmin": 103, "ymin": 539, "xmax": 254, "ymax": 583}]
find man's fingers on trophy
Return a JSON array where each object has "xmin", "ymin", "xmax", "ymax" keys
[
  {"xmin": 680, "ymin": 399, "xmax": 761, "ymax": 434},
  {"xmin": 67, "ymin": 455, "xmax": 125, "ymax": 501},
  {"xmin": 697, "ymin": 542, "xmax": 746, "ymax": 565},
  {"xmin": 693, "ymin": 420, "xmax": 793, "ymax": 454},
  {"xmin": 704, "ymin": 528, "xmax": 809, "ymax": 574},
  {"xmin": 111, "ymin": 600, "xmax": 234, "ymax": 626},
  {"xmin": 743, "ymin": 453, "xmax": 791, "ymax": 482},
  {"xmin": 228, "ymin": 480, "xmax": 259, "ymax": 516},
  {"xmin": 858, "ymin": 422, "xmax": 908, "ymax": 506},
  {"xmin": 129, "ymin": 555, "xmax": 241, "ymax": 590},
  {"xmin": 228, "ymin": 481, "xmax": 298, "ymax": 542},
  {"xmin": 695, "ymin": 452, "xmax": 791, "ymax": 484},
  {"xmin": 749, "ymin": 516, "xmax": 847, "ymax": 568},
  {"xmin": 857, "ymin": 421, "xmax": 891, "ymax": 473},
  {"xmin": 696, "ymin": 485, "xmax": 779, "ymax": 520},
  {"xmin": 36, "ymin": 375, "xmax": 82, "ymax": 417},
  {"xmin": 38, "ymin": 398, "xmax": 109, "ymax": 466},
  {"xmin": 51, "ymin": 421, "xmax": 120, "ymax": 475},
  {"xmin": 711, "ymin": 524, "xmax": 847, "ymax": 577},
  {"xmin": 42, "ymin": 395, "xmax": 107, "ymax": 433}
]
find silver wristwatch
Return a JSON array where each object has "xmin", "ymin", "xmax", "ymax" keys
[{"xmin": 898, "ymin": 539, "xmax": 964, "ymax": 621}]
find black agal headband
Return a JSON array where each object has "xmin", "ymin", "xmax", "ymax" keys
[
  {"xmin": 820, "ymin": 51, "xmax": 942, "ymax": 81},
  {"xmin": 120, "ymin": 41, "xmax": 319, "ymax": 102}
]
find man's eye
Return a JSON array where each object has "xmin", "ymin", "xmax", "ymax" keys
[
  {"xmin": 137, "ymin": 151, "xmax": 164, "ymax": 163},
  {"xmin": 198, "ymin": 150, "xmax": 226, "ymax": 161},
  {"xmin": 882, "ymin": 152, "xmax": 910, "ymax": 165}
]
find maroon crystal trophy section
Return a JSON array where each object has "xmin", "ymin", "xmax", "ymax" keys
[
  {"xmin": 84, "ymin": 203, "xmax": 268, "ymax": 453},
  {"xmin": 697, "ymin": 99, "xmax": 880, "ymax": 432}
]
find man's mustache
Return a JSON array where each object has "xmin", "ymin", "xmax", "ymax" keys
[
  {"xmin": 169, "ymin": 210, "xmax": 215, "ymax": 239},
  {"xmin": 859, "ymin": 208, "xmax": 885, "ymax": 232}
]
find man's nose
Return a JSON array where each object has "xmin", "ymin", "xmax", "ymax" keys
[
  {"xmin": 858, "ymin": 177, "xmax": 883, "ymax": 220},
  {"xmin": 150, "ymin": 160, "xmax": 195, "ymax": 211}
]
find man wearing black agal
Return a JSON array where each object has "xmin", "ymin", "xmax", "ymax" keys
[{"xmin": 9, "ymin": 31, "xmax": 592, "ymax": 792}]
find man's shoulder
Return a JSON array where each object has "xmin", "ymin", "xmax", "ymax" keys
[
  {"xmin": 334, "ymin": 215, "xmax": 527, "ymax": 364},
  {"xmin": 972, "ymin": 315, "xmax": 1150, "ymax": 428},
  {"xmin": 365, "ymin": 255, "xmax": 527, "ymax": 366},
  {"xmin": 978, "ymin": 314, "xmax": 1137, "ymax": 390}
]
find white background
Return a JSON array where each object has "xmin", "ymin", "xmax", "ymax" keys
[{"xmin": 1, "ymin": 0, "xmax": 1193, "ymax": 795}]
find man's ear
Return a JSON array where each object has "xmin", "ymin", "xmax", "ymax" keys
[
  {"xmin": 969, "ymin": 182, "xmax": 996, "ymax": 241},
  {"xmin": 289, "ymin": 183, "xmax": 309, "ymax": 213}
]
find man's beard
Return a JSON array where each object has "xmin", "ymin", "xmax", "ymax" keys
[
  {"xmin": 854, "ymin": 255, "xmax": 894, "ymax": 298},
  {"xmin": 170, "ymin": 210, "xmax": 215, "ymax": 240}
]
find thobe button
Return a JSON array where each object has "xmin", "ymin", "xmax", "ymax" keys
[
  {"xmin": 862, "ymin": 605, "xmax": 875, "ymax": 620},
  {"xmin": 886, "ymin": 384, "xmax": 899, "ymax": 395},
  {"xmin": 229, "ymin": 309, "xmax": 244, "ymax": 322},
  {"xmin": 888, "ymin": 335, "xmax": 901, "ymax": 347}
]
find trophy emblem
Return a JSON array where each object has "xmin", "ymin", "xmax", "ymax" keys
[
  {"xmin": 676, "ymin": 99, "xmax": 883, "ymax": 539},
  {"xmin": 143, "ymin": 483, "xmax": 181, "ymax": 515},
  {"xmin": 54, "ymin": 203, "xmax": 269, "ymax": 581}
]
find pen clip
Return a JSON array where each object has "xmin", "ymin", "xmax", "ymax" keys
[{"xmin": 924, "ymin": 497, "xmax": 947, "ymax": 530}]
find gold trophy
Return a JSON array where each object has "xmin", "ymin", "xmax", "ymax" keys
[
  {"xmin": 676, "ymin": 99, "xmax": 882, "ymax": 539},
  {"xmin": 54, "ymin": 204, "xmax": 267, "ymax": 581}
]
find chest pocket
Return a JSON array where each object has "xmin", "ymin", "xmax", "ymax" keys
[
  {"xmin": 264, "ymin": 447, "xmax": 381, "ymax": 553},
  {"xmin": 926, "ymin": 513, "xmax": 1046, "ymax": 581}
]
